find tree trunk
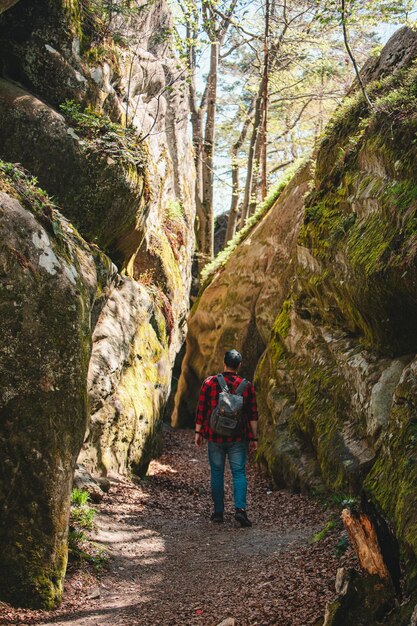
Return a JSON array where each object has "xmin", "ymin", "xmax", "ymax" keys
[
  {"xmin": 240, "ymin": 84, "xmax": 263, "ymax": 227},
  {"xmin": 341, "ymin": 509, "xmax": 390, "ymax": 579},
  {"xmin": 248, "ymin": 121, "xmax": 262, "ymax": 216},
  {"xmin": 341, "ymin": 0, "xmax": 373, "ymax": 109},
  {"xmin": 225, "ymin": 108, "xmax": 253, "ymax": 243},
  {"xmin": 260, "ymin": 0, "xmax": 270, "ymax": 200},
  {"xmin": 187, "ymin": 11, "xmax": 209, "ymax": 273},
  {"xmin": 199, "ymin": 41, "xmax": 218, "ymax": 268}
]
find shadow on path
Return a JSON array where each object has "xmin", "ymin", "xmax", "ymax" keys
[{"xmin": 6, "ymin": 429, "xmax": 352, "ymax": 626}]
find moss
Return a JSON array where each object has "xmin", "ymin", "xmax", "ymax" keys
[
  {"xmin": 272, "ymin": 299, "xmax": 292, "ymax": 339},
  {"xmin": 98, "ymin": 302, "xmax": 170, "ymax": 476},
  {"xmin": 254, "ymin": 36, "xmax": 417, "ymax": 609},
  {"xmin": 59, "ymin": 100, "xmax": 148, "ymax": 173},
  {"xmin": 364, "ymin": 400, "xmax": 417, "ymax": 581},
  {"xmin": 0, "ymin": 161, "xmax": 94, "ymax": 609},
  {"xmin": 310, "ymin": 519, "xmax": 337, "ymax": 543},
  {"xmin": 149, "ymin": 231, "xmax": 184, "ymax": 296},
  {"xmin": 299, "ymin": 121, "xmax": 417, "ymax": 355},
  {"xmin": 320, "ymin": 571, "xmax": 395, "ymax": 625},
  {"xmin": 346, "ymin": 213, "xmax": 394, "ymax": 276}
]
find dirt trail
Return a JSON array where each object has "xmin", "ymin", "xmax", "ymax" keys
[{"xmin": 2, "ymin": 429, "xmax": 351, "ymax": 626}]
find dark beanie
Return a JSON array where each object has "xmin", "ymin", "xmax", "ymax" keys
[{"xmin": 224, "ymin": 349, "xmax": 242, "ymax": 369}]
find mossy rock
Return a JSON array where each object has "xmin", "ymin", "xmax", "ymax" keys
[
  {"xmin": 0, "ymin": 79, "xmax": 149, "ymax": 267},
  {"xmin": 322, "ymin": 572, "xmax": 395, "ymax": 626},
  {"xmin": 0, "ymin": 183, "xmax": 95, "ymax": 607},
  {"xmin": 255, "ymin": 28, "xmax": 417, "ymax": 604},
  {"xmin": 80, "ymin": 278, "xmax": 171, "ymax": 476},
  {"xmin": 364, "ymin": 361, "xmax": 417, "ymax": 589}
]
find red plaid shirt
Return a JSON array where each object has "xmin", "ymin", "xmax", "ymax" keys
[{"xmin": 196, "ymin": 372, "xmax": 258, "ymax": 442}]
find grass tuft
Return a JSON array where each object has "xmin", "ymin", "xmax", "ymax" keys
[{"xmin": 68, "ymin": 488, "xmax": 108, "ymax": 571}]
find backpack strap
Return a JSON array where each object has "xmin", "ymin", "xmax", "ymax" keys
[
  {"xmin": 216, "ymin": 374, "xmax": 230, "ymax": 392},
  {"xmin": 235, "ymin": 379, "xmax": 249, "ymax": 396}
]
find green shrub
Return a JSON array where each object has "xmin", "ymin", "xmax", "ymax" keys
[
  {"xmin": 0, "ymin": 161, "xmax": 54, "ymax": 216},
  {"xmin": 68, "ymin": 488, "xmax": 108, "ymax": 570},
  {"xmin": 329, "ymin": 492, "xmax": 358, "ymax": 509},
  {"xmin": 71, "ymin": 505, "xmax": 96, "ymax": 531}
]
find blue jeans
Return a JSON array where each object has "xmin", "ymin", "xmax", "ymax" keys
[{"xmin": 208, "ymin": 441, "xmax": 247, "ymax": 512}]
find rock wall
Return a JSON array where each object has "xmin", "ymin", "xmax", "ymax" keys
[
  {"xmin": 172, "ymin": 161, "xmax": 312, "ymax": 427},
  {"xmin": 0, "ymin": 0, "xmax": 194, "ymax": 608},
  {"xmin": 0, "ymin": 167, "xmax": 100, "ymax": 608},
  {"xmin": 174, "ymin": 27, "xmax": 417, "ymax": 622}
]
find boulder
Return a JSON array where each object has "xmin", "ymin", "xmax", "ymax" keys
[
  {"xmin": 321, "ymin": 571, "xmax": 394, "ymax": 626},
  {"xmin": 0, "ymin": 79, "xmax": 149, "ymax": 266},
  {"xmin": 0, "ymin": 184, "xmax": 97, "ymax": 607},
  {"xmin": 79, "ymin": 277, "xmax": 171, "ymax": 476},
  {"xmin": 73, "ymin": 465, "xmax": 107, "ymax": 503}
]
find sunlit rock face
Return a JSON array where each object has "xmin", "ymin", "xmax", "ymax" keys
[
  {"xmin": 174, "ymin": 26, "xmax": 417, "ymax": 621},
  {"xmin": 172, "ymin": 161, "xmax": 313, "ymax": 428},
  {"xmin": 0, "ymin": 0, "xmax": 194, "ymax": 608}
]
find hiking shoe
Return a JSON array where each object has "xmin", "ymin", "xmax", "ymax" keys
[
  {"xmin": 210, "ymin": 511, "xmax": 224, "ymax": 523},
  {"xmin": 235, "ymin": 509, "xmax": 252, "ymax": 527}
]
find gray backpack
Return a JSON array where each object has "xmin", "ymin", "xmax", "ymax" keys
[{"xmin": 209, "ymin": 374, "xmax": 249, "ymax": 437}]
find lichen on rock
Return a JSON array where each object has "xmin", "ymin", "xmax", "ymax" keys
[{"xmin": 0, "ymin": 166, "xmax": 98, "ymax": 608}]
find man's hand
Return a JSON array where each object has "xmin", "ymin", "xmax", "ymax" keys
[
  {"xmin": 249, "ymin": 440, "xmax": 258, "ymax": 453},
  {"xmin": 195, "ymin": 432, "xmax": 203, "ymax": 447}
]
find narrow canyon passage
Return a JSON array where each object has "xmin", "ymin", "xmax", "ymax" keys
[{"xmin": 4, "ymin": 429, "xmax": 352, "ymax": 626}]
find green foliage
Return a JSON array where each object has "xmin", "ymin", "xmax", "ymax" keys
[
  {"xmin": 97, "ymin": 0, "xmax": 141, "ymax": 19},
  {"xmin": 310, "ymin": 519, "xmax": 337, "ymax": 543},
  {"xmin": 67, "ymin": 0, "xmax": 144, "ymax": 49},
  {"xmin": 68, "ymin": 528, "xmax": 87, "ymax": 552},
  {"xmin": 59, "ymin": 100, "xmax": 148, "ymax": 170},
  {"xmin": 329, "ymin": 492, "xmax": 358, "ymax": 508},
  {"xmin": 335, "ymin": 535, "xmax": 349, "ymax": 557},
  {"xmin": 0, "ymin": 161, "xmax": 55, "ymax": 216},
  {"xmin": 70, "ymin": 489, "xmax": 95, "ymax": 532},
  {"xmin": 71, "ymin": 488, "xmax": 90, "ymax": 507},
  {"xmin": 71, "ymin": 505, "xmax": 96, "ymax": 530},
  {"xmin": 68, "ymin": 488, "xmax": 107, "ymax": 570}
]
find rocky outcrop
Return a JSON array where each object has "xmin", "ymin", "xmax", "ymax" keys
[
  {"xmin": 0, "ymin": 0, "xmax": 194, "ymax": 609},
  {"xmin": 80, "ymin": 276, "xmax": 172, "ymax": 475},
  {"xmin": 173, "ymin": 161, "xmax": 312, "ymax": 427},
  {"xmin": 174, "ymin": 27, "xmax": 417, "ymax": 622},
  {"xmin": 0, "ymin": 79, "xmax": 149, "ymax": 264},
  {"xmin": 0, "ymin": 167, "xmax": 103, "ymax": 608},
  {"xmin": 0, "ymin": 0, "xmax": 19, "ymax": 14}
]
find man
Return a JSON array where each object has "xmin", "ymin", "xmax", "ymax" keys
[{"xmin": 195, "ymin": 349, "xmax": 258, "ymax": 527}]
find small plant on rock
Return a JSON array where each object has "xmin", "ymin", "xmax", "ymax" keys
[
  {"xmin": 59, "ymin": 100, "xmax": 148, "ymax": 171},
  {"xmin": 69, "ymin": 488, "xmax": 108, "ymax": 571}
]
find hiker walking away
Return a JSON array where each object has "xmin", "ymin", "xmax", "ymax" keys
[{"xmin": 195, "ymin": 349, "xmax": 258, "ymax": 527}]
